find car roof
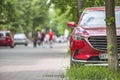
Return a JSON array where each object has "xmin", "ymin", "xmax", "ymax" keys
[
  {"xmin": 14, "ymin": 33, "xmax": 25, "ymax": 36},
  {"xmin": 85, "ymin": 6, "xmax": 120, "ymax": 11},
  {"xmin": 0, "ymin": 31, "xmax": 10, "ymax": 33},
  {"xmin": 14, "ymin": 33, "xmax": 26, "ymax": 38}
]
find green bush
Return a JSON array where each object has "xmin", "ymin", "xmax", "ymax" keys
[{"xmin": 67, "ymin": 65, "xmax": 120, "ymax": 80}]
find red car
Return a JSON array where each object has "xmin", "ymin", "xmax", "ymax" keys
[
  {"xmin": 67, "ymin": 7, "xmax": 120, "ymax": 65},
  {"xmin": 0, "ymin": 31, "xmax": 14, "ymax": 48}
]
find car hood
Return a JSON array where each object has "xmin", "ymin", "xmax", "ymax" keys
[{"xmin": 82, "ymin": 25, "xmax": 120, "ymax": 36}]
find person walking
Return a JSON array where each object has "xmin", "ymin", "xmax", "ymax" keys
[
  {"xmin": 48, "ymin": 29, "xmax": 54, "ymax": 48},
  {"xmin": 40, "ymin": 29, "xmax": 46, "ymax": 47},
  {"xmin": 32, "ymin": 30, "xmax": 38, "ymax": 47},
  {"xmin": 37, "ymin": 31, "xmax": 41, "ymax": 45},
  {"xmin": 64, "ymin": 28, "xmax": 69, "ymax": 42}
]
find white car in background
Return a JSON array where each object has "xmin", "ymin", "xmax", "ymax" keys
[
  {"xmin": 56, "ymin": 35, "xmax": 65, "ymax": 43},
  {"xmin": 14, "ymin": 33, "xmax": 28, "ymax": 46}
]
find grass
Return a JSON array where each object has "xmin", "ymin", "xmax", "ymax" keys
[{"xmin": 67, "ymin": 64, "xmax": 120, "ymax": 80}]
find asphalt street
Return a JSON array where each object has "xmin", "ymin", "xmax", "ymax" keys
[{"xmin": 0, "ymin": 42, "xmax": 70, "ymax": 80}]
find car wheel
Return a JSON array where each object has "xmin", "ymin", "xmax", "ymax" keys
[
  {"xmin": 25, "ymin": 43, "xmax": 28, "ymax": 46},
  {"xmin": 10, "ymin": 44, "xmax": 15, "ymax": 48}
]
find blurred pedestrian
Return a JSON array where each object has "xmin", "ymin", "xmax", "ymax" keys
[
  {"xmin": 37, "ymin": 31, "xmax": 41, "ymax": 45},
  {"xmin": 64, "ymin": 29, "xmax": 69, "ymax": 42},
  {"xmin": 32, "ymin": 30, "xmax": 38, "ymax": 47},
  {"xmin": 40, "ymin": 29, "xmax": 46, "ymax": 47},
  {"xmin": 44, "ymin": 33, "xmax": 49, "ymax": 44},
  {"xmin": 48, "ymin": 29, "xmax": 54, "ymax": 48}
]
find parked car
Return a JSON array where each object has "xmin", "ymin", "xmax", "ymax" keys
[
  {"xmin": 56, "ymin": 36, "xmax": 65, "ymax": 43},
  {"xmin": 14, "ymin": 33, "xmax": 28, "ymax": 46},
  {"xmin": 67, "ymin": 7, "xmax": 120, "ymax": 65},
  {"xmin": 0, "ymin": 30, "xmax": 14, "ymax": 48}
]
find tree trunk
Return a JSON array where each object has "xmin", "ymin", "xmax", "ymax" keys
[
  {"xmin": 105, "ymin": 0, "xmax": 118, "ymax": 72},
  {"xmin": 77, "ymin": 0, "xmax": 83, "ymax": 18}
]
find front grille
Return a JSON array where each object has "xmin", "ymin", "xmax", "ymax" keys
[{"xmin": 88, "ymin": 36, "xmax": 120, "ymax": 51}]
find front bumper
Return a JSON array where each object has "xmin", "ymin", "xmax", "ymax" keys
[{"xmin": 72, "ymin": 58, "xmax": 120, "ymax": 64}]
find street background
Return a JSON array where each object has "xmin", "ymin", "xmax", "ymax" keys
[{"xmin": 0, "ymin": 42, "xmax": 70, "ymax": 80}]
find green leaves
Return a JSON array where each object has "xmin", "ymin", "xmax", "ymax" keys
[
  {"xmin": 0, "ymin": 0, "xmax": 51, "ymax": 34},
  {"xmin": 67, "ymin": 65, "xmax": 120, "ymax": 80},
  {"xmin": 105, "ymin": 17, "xmax": 115, "ymax": 26},
  {"xmin": 107, "ymin": 44, "xmax": 113, "ymax": 55}
]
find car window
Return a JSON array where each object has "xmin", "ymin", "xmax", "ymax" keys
[
  {"xmin": 0, "ymin": 33, "xmax": 4, "ymax": 37},
  {"xmin": 80, "ymin": 11, "xmax": 105, "ymax": 26},
  {"xmin": 80, "ymin": 10, "xmax": 120, "ymax": 27},
  {"xmin": 116, "ymin": 11, "xmax": 120, "ymax": 25},
  {"xmin": 6, "ymin": 33, "xmax": 10, "ymax": 36},
  {"xmin": 14, "ymin": 34, "xmax": 26, "ymax": 38}
]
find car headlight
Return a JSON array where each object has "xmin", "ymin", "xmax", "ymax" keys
[{"xmin": 73, "ymin": 35, "xmax": 86, "ymax": 40}]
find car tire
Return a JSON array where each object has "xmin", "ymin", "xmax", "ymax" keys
[
  {"xmin": 10, "ymin": 44, "xmax": 15, "ymax": 48},
  {"xmin": 25, "ymin": 44, "xmax": 28, "ymax": 46}
]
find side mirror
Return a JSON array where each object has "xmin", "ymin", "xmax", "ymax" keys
[{"xmin": 67, "ymin": 22, "xmax": 75, "ymax": 28}]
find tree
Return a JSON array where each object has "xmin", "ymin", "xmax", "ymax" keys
[
  {"xmin": 105, "ymin": 0, "xmax": 118, "ymax": 72},
  {"xmin": 0, "ymin": 0, "xmax": 50, "ymax": 35},
  {"xmin": 77, "ymin": 0, "xmax": 83, "ymax": 18}
]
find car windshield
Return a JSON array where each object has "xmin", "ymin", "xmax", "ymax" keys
[
  {"xmin": 6, "ymin": 33, "xmax": 10, "ymax": 36},
  {"xmin": 80, "ymin": 10, "xmax": 120, "ymax": 27},
  {"xmin": 14, "ymin": 34, "xmax": 26, "ymax": 38},
  {"xmin": 0, "ymin": 33, "xmax": 4, "ymax": 37}
]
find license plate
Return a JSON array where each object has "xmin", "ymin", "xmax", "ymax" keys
[
  {"xmin": 99, "ymin": 54, "xmax": 108, "ymax": 59},
  {"xmin": 99, "ymin": 54, "xmax": 120, "ymax": 59}
]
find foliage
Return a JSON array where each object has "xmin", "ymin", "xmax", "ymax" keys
[
  {"xmin": 1, "ymin": 0, "xmax": 120, "ymax": 36},
  {"xmin": 49, "ymin": 0, "xmax": 120, "ymax": 32},
  {"xmin": 0, "ymin": 0, "xmax": 17, "ymax": 24},
  {"xmin": 107, "ymin": 44, "xmax": 113, "ymax": 54},
  {"xmin": 49, "ymin": 5, "xmax": 72, "ymax": 35},
  {"xmin": 14, "ymin": 0, "xmax": 50, "ymax": 34},
  {"xmin": 50, "ymin": 0, "xmax": 78, "ymax": 22},
  {"xmin": 50, "ymin": 0, "xmax": 105, "ymax": 23},
  {"xmin": 105, "ymin": 17, "xmax": 115, "ymax": 26},
  {"xmin": 49, "ymin": 0, "xmax": 105, "ymax": 35},
  {"xmin": 67, "ymin": 65, "xmax": 120, "ymax": 80},
  {"xmin": 0, "ymin": 0, "xmax": 50, "ymax": 36}
]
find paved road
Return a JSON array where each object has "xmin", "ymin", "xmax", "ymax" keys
[{"xmin": 0, "ymin": 42, "xmax": 70, "ymax": 80}]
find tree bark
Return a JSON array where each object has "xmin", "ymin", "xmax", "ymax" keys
[
  {"xmin": 77, "ymin": 0, "xmax": 83, "ymax": 18},
  {"xmin": 105, "ymin": 0, "xmax": 118, "ymax": 72}
]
